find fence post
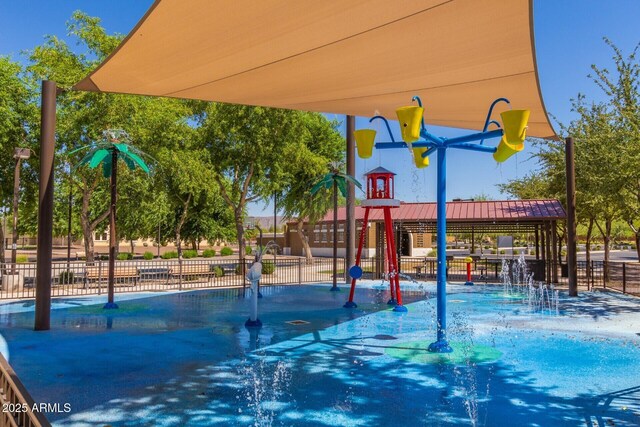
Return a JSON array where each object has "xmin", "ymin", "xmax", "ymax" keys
[
  {"xmin": 98, "ymin": 259, "xmax": 103, "ymax": 295},
  {"xmin": 600, "ymin": 261, "xmax": 605, "ymax": 289},
  {"xmin": 622, "ymin": 262, "xmax": 626, "ymax": 294},
  {"xmin": 298, "ymin": 258, "xmax": 302, "ymax": 283}
]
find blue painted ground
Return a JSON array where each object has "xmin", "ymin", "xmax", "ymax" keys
[{"xmin": 1, "ymin": 283, "xmax": 639, "ymax": 426}]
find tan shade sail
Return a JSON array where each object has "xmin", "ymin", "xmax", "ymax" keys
[{"xmin": 74, "ymin": 0, "xmax": 556, "ymax": 138}]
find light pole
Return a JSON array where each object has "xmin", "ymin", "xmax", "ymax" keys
[
  {"xmin": 157, "ymin": 222, "xmax": 161, "ymax": 258},
  {"xmin": 353, "ymin": 96, "xmax": 529, "ymax": 353},
  {"xmin": 66, "ymin": 162, "xmax": 73, "ymax": 272},
  {"xmin": 273, "ymin": 190, "xmax": 277, "ymax": 265},
  {"xmin": 11, "ymin": 148, "xmax": 30, "ymax": 274}
]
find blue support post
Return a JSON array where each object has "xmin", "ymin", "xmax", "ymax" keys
[
  {"xmin": 445, "ymin": 143, "xmax": 497, "ymax": 154},
  {"xmin": 428, "ymin": 145, "xmax": 453, "ymax": 353},
  {"xmin": 445, "ymin": 129, "xmax": 503, "ymax": 146},
  {"xmin": 354, "ymin": 96, "xmax": 521, "ymax": 354}
]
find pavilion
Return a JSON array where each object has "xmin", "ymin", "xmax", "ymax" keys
[{"xmin": 287, "ymin": 198, "xmax": 566, "ymax": 282}]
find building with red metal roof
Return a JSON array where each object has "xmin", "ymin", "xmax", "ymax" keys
[{"xmin": 285, "ymin": 199, "xmax": 565, "ymax": 261}]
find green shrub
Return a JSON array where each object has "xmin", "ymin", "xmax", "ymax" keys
[
  {"xmin": 162, "ymin": 251, "xmax": 178, "ymax": 259},
  {"xmin": 143, "ymin": 242, "xmax": 149, "ymax": 247},
  {"xmin": 220, "ymin": 247, "xmax": 233, "ymax": 256},
  {"xmin": 529, "ymin": 249, "xmax": 536, "ymax": 255},
  {"xmin": 245, "ymin": 246, "xmax": 253, "ymax": 255},
  {"xmin": 183, "ymin": 250, "xmax": 198, "ymax": 259},
  {"xmin": 561, "ymin": 249, "xmax": 567, "ymax": 257},
  {"xmin": 499, "ymin": 249, "xmax": 506, "ymax": 255},
  {"xmin": 596, "ymin": 245, "xmax": 601, "ymax": 250},
  {"xmin": 490, "ymin": 249, "xmax": 496, "ymax": 254},
  {"xmin": 446, "ymin": 245, "xmax": 452, "ymax": 249},
  {"xmin": 262, "ymin": 261, "xmax": 275, "ymax": 274},
  {"xmin": 143, "ymin": 251, "xmax": 154, "ymax": 260},
  {"xmin": 632, "ymin": 244, "xmax": 637, "ymax": 250},
  {"xmin": 210, "ymin": 265, "xmax": 225, "ymax": 277},
  {"xmin": 59, "ymin": 271, "xmax": 74, "ymax": 284},
  {"xmin": 427, "ymin": 249, "xmax": 437, "ymax": 257},
  {"xmin": 235, "ymin": 264, "xmax": 244, "ymax": 275},
  {"xmin": 117, "ymin": 252, "xmax": 134, "ymax": 260},
  {"xmin": 203, "ymin": 249, "xmax": 216, "ymax": 258},
  {"xmin": 513, "ymin": 250, "xmax": 519, "ymax": 255},
  {"xmin": 16, "ymin": 255, "xmax": 29, "ymax": 263}
]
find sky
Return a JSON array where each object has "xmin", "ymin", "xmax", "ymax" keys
[{"xmin": 1, "ymin": 0, "xmax": 639, "ymax": 216}]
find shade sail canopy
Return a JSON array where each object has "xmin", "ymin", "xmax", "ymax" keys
[{"xmin": 74, "ymin": 0, "xmax": 556, "ymax": 138}]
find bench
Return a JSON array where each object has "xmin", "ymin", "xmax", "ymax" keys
[
  {"xmin": 167, "ymin": 264, "xmax": 216, "ymax": 283},
  {"xmin": 84, "ymin": 266, "xmax": 140, "ymax": 286}
]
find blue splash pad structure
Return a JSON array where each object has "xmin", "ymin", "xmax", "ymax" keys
[{"xmin": 1, "ymin": 283, "xmax": 639, "ymax": 426}]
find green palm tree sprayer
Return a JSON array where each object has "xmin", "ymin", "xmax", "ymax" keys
[
  {"xmin": 311, "ymin": 164, "xmax": 361, "ymax": 291},
  {"xmin": 73, "ymin": 130, "xmax": 151, "ymax": 309}
]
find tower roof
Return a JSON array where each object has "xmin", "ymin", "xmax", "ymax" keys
[{"xmin": 365, "ymin": 166, "xmax": 396, "ymax": 176}]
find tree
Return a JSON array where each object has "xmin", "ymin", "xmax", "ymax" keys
[
  {"xmin": 155, "ymin": 148, "xmax": 218, "ymax": 262},
  {"xmin": 74, "ymin": 130, "xmax": 151, "ymax": 308},
  {"xmin": 26, "ymin": 12, "xmax": 200, "ymax": 262},
  {"xmin": 499, "ymin": 40, "xmax": 638, "ymax": 281},
  {"xmin": 278, "ymin": 115, "xmax": 346, "ymax": 262},
  {"xmin": 200, "ymin": 104, "xmax": 311, "ymax": 268},
  {"xmin": 590, "ymin": 39, "xmax": 640, "ymax": 260},
  {"xmin": 0, "ymin": 56, "xmax": 37, "ymax": 265},
  {"xmin": 311, "ymin": 164, "xmax": 361, "ymax": 290}
]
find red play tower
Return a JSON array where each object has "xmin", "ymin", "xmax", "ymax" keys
[{"xmin": 344, "ymin": 167, "xmax": 407, "ymax": 312}]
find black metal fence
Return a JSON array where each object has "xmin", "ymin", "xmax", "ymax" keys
[
  {"xmin": 0, "ymin": 257, "xmax": 346, "ymax": 300},
  {"xmin": 0, "ymin": 256, "xmax": 638, "ymax": 300}
]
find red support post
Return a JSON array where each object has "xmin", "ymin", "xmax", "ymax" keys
[
  {"xmin": 384, "ymin": 207, "xmax": 404, "ymax": 309},
  {"xmin": 383, "ymin": 214, "xmax": 396, "ymax": 302},
  {"xmin": 346, "ymin": 208, "xmax": 370, "ymax": 305}
]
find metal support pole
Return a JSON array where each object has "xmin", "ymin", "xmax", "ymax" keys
[
  {"xmin": 383, "ymin": 211, "xmax": 396, "ymax": 303},
  {"xmin": 105, "ymin": 149, "xmax": 118, "ymax": 309},
  {"xmin": 535, "ymin": 225, "xmax": 540, "ymax": 260},
  {"xmin": 345, "ymin": 209, "xmax": 370, "ymax": 306},
  {"xmin": 273, "ymin": 191, "xmax": 277, "ymax": 265},
  {"xmin": 565, "ymin": 137, "xmax": 578, "ymax": 296},
  {"xmin": 551, "ymin": 221, "xmax": 558, "ymax": 284},
  {"xmin": 471, "ymin": 226, "xmax": 475, "ymax": 254},
  {"xmin": 622, "ymin": 263, "xmax": 626, "ymax": 294},
  {"xmin": 545, "ymin": 222, "xmax": 552, "ymax": 284},
  {"xmin": 66, "ymin": 169, "xmax": 72, "ymax": 271},
  {"xmin": 375, "ymin": 223, "xmax": 384, "ymax": 279},
  {"xmin": 346, "ymin": 115, "xmax": 356, "ymax": 284},
  {"xmin": 35, "ymin": 80, "xmax": 56, "ymax": 331},
  {"xmin": 385, "ymin": 207, "xmax": 405, "ymax": 311},
  {"xmin": 428, "ymin": 146, "xmax": 452, "ymax": 353},
  {"xmin": 10, "ymin": 158, "xmax": 22, "ymax": 274},
  {"xmin": 330, "ymin": 179, "xmax": 339, "ymax": 291},
  {"xmin": 540, "ymin": 224, "xmax": 546, "ymax": 264}
]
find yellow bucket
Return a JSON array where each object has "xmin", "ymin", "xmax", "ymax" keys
[
  {"xmin": 493, "ymin": 109, "xmax": 530, "ymax": 163},
  {"xmin": 354, "ymin": 129, "xmax": 376, "ymax": 159},
  {"xmin": 396, "ymin": 106, "xmax": 424, "ymax": 142},
  {"xmin": 412, "ymin": 147, "xmax": 429, "ymax": 168}
]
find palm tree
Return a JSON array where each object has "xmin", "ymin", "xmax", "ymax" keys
[
  {"xmin": 73, "ymin": 129, "xmax": 151, "ymax": 309},
  {"xmin": 311, "ymin": 163, "xmax": 361, "ymax": 291}
]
